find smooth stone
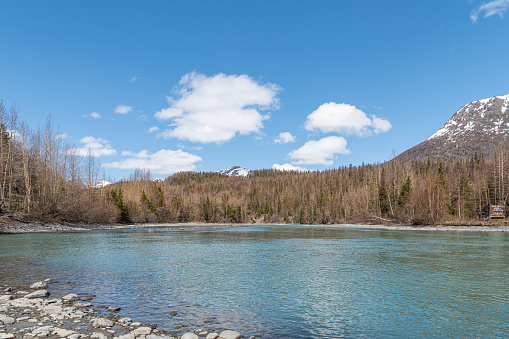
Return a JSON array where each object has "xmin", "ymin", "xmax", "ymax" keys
[
  {"xmin": 130, "ymin": 322, "xmax": 142, "ymax": 327},
  {"xmin": 16, "ymin": 316, "xmax": 30, "ymax": 322},
  {"xmin": 30, "ymin": 281, "xmax": 48, "ymax": 290},
  {"xmin": 181, "ymin": 333, "xmax": 199, "ymax": 339},
  {"xmin": 91, "ymin": 332, "xmax": 108, "ymax": 339},
  {"xmin": 0, "ymin": 307, "xmax": 7, "ymax": 312},
  {"xmin": 169, "ymin": 311, "xmax": 178, "ymax": 316},
  {"xmin": 0, "ymin": 315, "xmax": 15, "ymax": 325},
  {"xmin": 219, "ymin": 330, "xmax": 241, "ymax": 339},
  {"xmin": 15, "ymin": 291, "xmax": 28, "ymax": 295},
  {"xmin": 92, "ymin": 317, "xmax": 114, "ymax": 328},
  {"xmin": 68, "ymin": 335, "xmax": 80, "ymax": 339},
  {"xmin": 107, "ymin": 306, "xmax": 121, "ymax": 312},
  {"xmin": 131, "ymin": 326, "xmax": 152, "ymax": 336},
  {"xmin": 74, "ymin": 302, "xmax": 92, "ymax": 308},
  {"xmin": 2, "ymin": 288, "xmax": 12, "ymax": 293},
  {"xmin": 206, "ymin": 334, "xmax": 218, "ymax": 339},
  {"xmin": 0, "ymin": 334, "xmax": 15, "ymax": 339},
  {"xmin": 118, "ymin": 334, "xmax": 135, "ymax": 339},
  {"xmin": 62, "ymin": 294, "xmax": 80, "ymax": 302},
  {"xmin": 118, "ymin": 317, "xmax": 132, "ymax": 326},
  {"xmin": 0, "ymin": 296, "xmax": 13, "ymax": 301},
  {"xmin": 52, "ymin": 328, "xmax": 76, "ymax": 337},
  {"xmin": 25, "ymin": 290, "xmax": 50, "ymax": 299}
]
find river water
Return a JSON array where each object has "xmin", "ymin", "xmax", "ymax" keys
[{"xmin": 1, "ymin": 225, "xmax": 508, "ymax": 338}]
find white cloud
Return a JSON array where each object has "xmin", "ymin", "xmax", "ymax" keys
[
  {"xmin": 82, "ymin": 112, "xmax": 101, "ymax": 119},
  {"xmin": 304, "ymin": 102, "xmax": 391, "ymax": 136},
  {"xmin": 274, "ymin": 132, "xmax": 296, "ymax": 144},
  {"xmin": 471, "ymin": 0, "xmax": 509, "ymax": 22},
  {"xmin": 148, "ymin": 126, "xmax": 159, "ymax": 133},
  {"xmin": 56, "ymin": 133, "xmax": 68, "ymax": 139},
  {"xmin": 272, "ymin": 163, "xmax": 309, "ymax": 172},
  {"xmin": 103, "ymin": 149, "xmax": 202, "ymax": 175},
  {"xmin": 73, "ymin": 136, "xmax": 117, "ymax": 157},
  {"xmin": 130, "ymin": 76, "xmax": 138, "ymax": 83},
  {"xmin": 115, "ymin": 105, "xmax": 133, "ymax": 114},
  {"xmin": 155, "ymin": 72, "xmax": 281, "ymax": 144},
  {"xmin": 288, "ymin": 136, "xmax": 350, "ymax": 166}
]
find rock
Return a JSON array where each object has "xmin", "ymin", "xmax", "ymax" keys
[
  {"xmin": 91, "ymin": 332, "xmax": 108, "ymax": 339},
  {"xmin": 15, "ymin": 291, "xmax": 28, "ymax": 295},
  {"xmin": 0, "ymin": 296, "xmax": 13, "ymax": 301},
  {"xmin": 68, "ymin": 334, "xmax": 81, "ymax": 339},
  {"xmin": 2, "ymin": 288, "xmax": 12, "ymax": 293},
  {"xmin": 43, "ymin": 279, "xmax": 55, "ymax": 283},
  {"xmin": 130, "ymin": 322, "xmax": 142, "ymax": 327},
  {"xmin": 52, "ymin": 328, "xmax": 76, "ymax": 337},
  {"xmin": 41, "ymin": 305, "xmax": 64, "ymax": 315},
  {"xmin": 30, "ymin": 281, "xmax": 48, "ymax": 290},
  {"xmin": 118, "ymin": 317, "xmax": 132, "ymax": 326},
  {"xmin": 62, "ymin": 294, "xmax": 80, "ymax": 302},
  {"xmin": 219, "ymin": 330, "xmax": 241, "ymax": 339},
  {"xmin": 117, "ymin": 334, "xmax": 135, "ymax": 339},
  {"xmin": 181, "ymin": 333, "xmax": 199, "ymax": 339},
  {"xmin": 31, "ymin": 325, "xmax": 55, "ymax": 336},
  {"xmin": 206, "ymin": 333, "xmax": 218, "ymax": 339},
  {"xmin": 195, "ymin": 329, "xmax": 208, "ymax": 336},
  {"xmin": 169, "ymin": 311, "xmax": 178, "ymax": 316},
  {"xmin": 16, "ymin": 316, "xmax": 30, "ymax": 322},
  {"xmin": 0, "ymin": 315, "xmax": 15, "ymax": 325},
  {"xmin": 74, "ymin": 302, "xmax": 92, "ymax": 308},
  {"xmin": 92, "ymin": 317, "xmax": 114, "ymax": 328},
  {"xmin": 131, "ymin": 326, "xmax": 152, "ymax": 336},
  {"xmin": 25, "ymin": 290, "xmax": 50, "ymax": 299},
  {"xmin": 107, "ymin": 306, "xmax": 121, "ymax": 312},
  {"xmin": 0, "ymin": 334, "xmax": 15, "ymax": 339}
]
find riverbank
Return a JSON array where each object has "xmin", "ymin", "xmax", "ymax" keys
[
  {"xmin": 2, "ymin": 221, "xmax": 509, "ymax": 235},
  {"xmin": 0, "ymin": 280, "xmax": 248, "ymax": 339}
]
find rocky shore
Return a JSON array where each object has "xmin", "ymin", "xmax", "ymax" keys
[{"xmin": 0, "ymin": 280, "xmax": 251, "ymax": 339}]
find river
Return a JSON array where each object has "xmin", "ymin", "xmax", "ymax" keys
[{"xmin": 1, "ymin": 225, "xmax": 508, "ymax": 338}]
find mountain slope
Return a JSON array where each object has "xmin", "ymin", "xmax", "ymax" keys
[
  {"xmin": 216, "ymin": 166, "xmax": 252, "ymax": 177},
  {"xmin": 396, "ymin": 94, "xmax": 509, "ymax": 162}
]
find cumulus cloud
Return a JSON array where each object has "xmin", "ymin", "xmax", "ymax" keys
[
  {"xmin": 304, "ymin": 102, "xmax": 391, "ymax": 136},
  {"xmin": 83, "ymin": 112, "xmax": 101, "ymax": 119},
  {"xmin": 148, "ymin": 126, "xmax": 159, "ymax": 133},
  {"xmin": 471, "ymin": 0, "xmax": 509, "ymax": 22},
  {"xmin": 274, "ymin": 132, "xmax": 296, "ymax": 144},
  {"xmin": 288, "ymin": 136, "xmax": 350, "ymax": 166},
  {"xmin": 56, "ymin": 133, "xmax": 68, "ymax": 140},
  {"xmin": 155, "ymin": 72, "xmax": 281, "ymax": 144},
  {"xmin": 115, "ymin": 105, "xmax": 133, "ymax": 114},
  {"xmin": 103, "ymin": 149, "xmax": 202, "ymax": 175},
  {"xmin": 73, "ymin": 136, "xmax": 117, "ymax": 157},
  {"xmin": 272, "ymin": 163, "xmax": 309, "ymax": 172}
]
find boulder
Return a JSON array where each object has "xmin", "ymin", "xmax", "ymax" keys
[
  {"xmin": 131, "ymin": 326, "xmax": 152, "ymax": 336},
  {"xmin": 206, "ymin": 334, "xmax": 219, "ymax": 339},
  {"xmin": 30, "ymin": 281, "xmax": 48, "ymax": 290},
  {"xmin": 181, "ymin": 333, "xmax": 199, "ymax": 339},
  {"xmin": 0, "ymin": 314, "xmax": 15, "ymax": 325},
  {"xmin": 91, "ymin": 317, "xmax": 114, "ymax": 328},
  {"xmin": 219, "ymin": 330, "xmax": 241, "ymax": 339},
  {"xmin": 24, "ymin": 290, "xmax": 50, "ymax": 299}
]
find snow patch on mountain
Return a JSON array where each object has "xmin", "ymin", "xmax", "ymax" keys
[
  {"xmin": 92, "ymin": 180, "xmax": 112, "ymax": 188},
  {"xmin": 217, "ymin": 166, "xmax": 252, "ymax": 177}
]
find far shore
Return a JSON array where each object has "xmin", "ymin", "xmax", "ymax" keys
[{"xmin": 2, "ymin": 221, "xmax": 509, "ymax": 234}]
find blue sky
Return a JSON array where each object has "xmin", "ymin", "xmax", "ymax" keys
[{"xmin": 2, "ymin": 0, "xmax": 509, "ymax": 180}]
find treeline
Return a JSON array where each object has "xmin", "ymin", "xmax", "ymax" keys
[
  {"xmin": 3, "ymin": 100, "xmax": 509, "ymax": 226},
  {"xmin": 0, "ymin": 102, "xmax": 118, "ymax": 223},
  {"xmin": 106, "ymin": 146, "xmax": 509, "ymax": 225}
]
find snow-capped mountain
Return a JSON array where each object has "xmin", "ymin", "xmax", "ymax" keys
[
  {"xmin": 216, "ymin": 166, "xmax": 252, "ymax": 177},
  {"xmin": 151, "ymin": 177, "xmax": 165, "ymax": 182},
  {"xmin": 396, "ymin": 94, "xmax": 509, "ymax": 162},
  {"xmin": 92, "ymin": 180, "xmax": 112, "ymax": 188}
]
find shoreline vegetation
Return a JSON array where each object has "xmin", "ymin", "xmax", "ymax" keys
[{"xmin": 4, "ymin": 104, "xmax": 509, "ymax": 229}]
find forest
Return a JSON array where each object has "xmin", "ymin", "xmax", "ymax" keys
[{"xmin": 2, "ymin": 101, "xmax": 509, "ymax": 226}]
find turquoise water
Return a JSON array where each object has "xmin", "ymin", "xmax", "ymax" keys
[{"xmin": 1, "ymin": 225, "xmax": 509, "ymax": 338}]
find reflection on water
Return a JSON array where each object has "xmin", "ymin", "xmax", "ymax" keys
[{"xmin": 1, "ymin": 225, "xmax": 509, "ymax": 338}]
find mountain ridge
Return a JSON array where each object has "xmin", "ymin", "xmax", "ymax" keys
[{"xmin": 396, "ymin": 94, "xmax": 509, "ymax": 162}]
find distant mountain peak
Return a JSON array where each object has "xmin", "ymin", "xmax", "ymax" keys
[
  {"xmin": 217, "ymin": 166, "xmax": 252, "ymax": 177},
  {"xmin": 397, "ymin": 94, "xmax": 509, "ymax": 162}
]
